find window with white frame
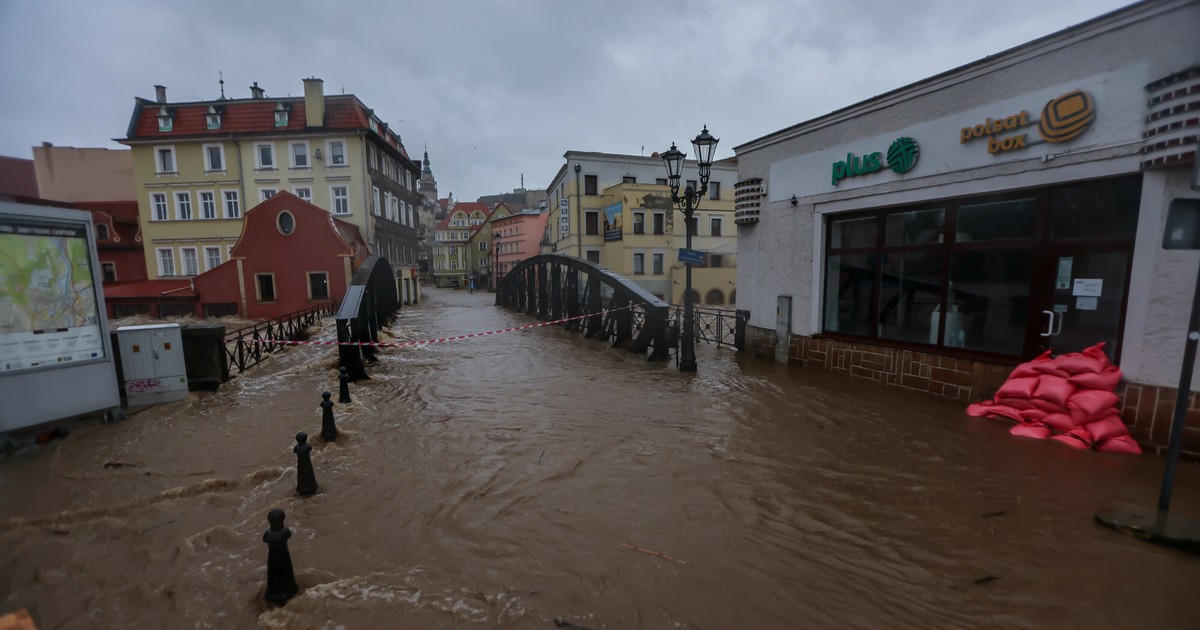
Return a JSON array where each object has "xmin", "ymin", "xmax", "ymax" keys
[
  {"xmin": 199, "ymin": 191, "xmax": 216, "ymax": 219},
  {"xmin": 391, "ymin": 195, "xmax": 399, "ymax": 222},
  {"xmin": 372, "ymin": 186, "xmax": 381, "ymax": 216},
  {"xmin": 157, "ymin": 248, "xmax": 175, "ymax": 276},
  {"xmin": 203, "ymin": 144, "xmax": 224, "ymax": 172},
  {"xmin": 157, "ymin": 107, "xmax": 173, "ymax": 132},
  {"xmin": 633, "ymin": 211, "xmax": 645, "ymax": 234},
  {"xmin": 633, "ymin": 252, "xmax": 645, "ymax": 274},
  {"xmin": 181, "ymin": 247, "xmax": 198, "ymax": 275},
  {"xmin": 151, "ymin": 193, "xmax": 169, "ymax": 221},
  {"xmin": 291, "ymin": 141, "xmax": 309, "ymax": 168},
  {"xmin": 260, "ymin": 188, "xmax": 278, "ymax": 202},
  {"xmin": 328, "ymin": 140, "xmax": 346, "ymax": 166},
  {"xmin": 294, "ymin": 187, "xmax": 312, "ymax": 202},
  {"xmin": 273, "ymin": 104, "xmax": 288, "ymax": 127},
  {"xmin": 367, "ymin": 146, "xmax": 375, "ymax": 170},
  {"xmin": 155, "ymin": 146, "xmax": 176, "ymax": 174},
  {"xmin": 204, "ymin": 246, "xmax": 222, "ymax": 270},
  {"xmin": 256, "ymin": 143, "xmax": 275, "ymax": 169},
  {"xmin": 223, "ymin": 190, "xmax": 240, "ymax": 218},
  {"xmin": 175, "ymin": 191, "xmax": 192, "ymax": 220},
  {"xmin": 709, "ymin": 181, "xmax": 721, "ymax": 200},
  {"xmin": 331, "ymin": 186, "xmax": 349, "ymax": 215},
  {"xmin": 205, "ymin": 106, "xmax": 221, "ymax": 130}
]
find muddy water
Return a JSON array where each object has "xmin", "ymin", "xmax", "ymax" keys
[{"xmin": 3, "ymin": 287, "xmax": 1199, "ymax": 629}]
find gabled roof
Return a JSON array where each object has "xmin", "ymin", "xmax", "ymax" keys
[{"xmin": 121, "ymin": 92, "xmax": 410, "ymax": 160}]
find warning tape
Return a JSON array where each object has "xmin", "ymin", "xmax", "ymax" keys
[{"xmin": 237, "ymin": 303, "xmax": 644, "ymax": 348}]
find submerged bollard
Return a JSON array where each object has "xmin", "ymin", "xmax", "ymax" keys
[
  {"xmin": 263, "ymin": 508, "xmax": 299, "ymax": 605},
  {"xmin": 319, "ymin": 392, "xmax": 338, "ymax": 443},
  {"xmin": 338, "ymin": 367, "xmax": 352, "ymax": 404},
  {"xmin": 294, "ymin": 432, "xmax": 318, "ymax": 496}
]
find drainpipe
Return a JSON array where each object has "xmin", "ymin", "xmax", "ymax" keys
[{"xmin": 574, "ymin": 163, "xmax": 582, "ymax": 258}]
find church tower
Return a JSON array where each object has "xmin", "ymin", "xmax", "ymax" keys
[{"xmin": 418, "ymin": 148, "xmax": 438, "ymax": 200}]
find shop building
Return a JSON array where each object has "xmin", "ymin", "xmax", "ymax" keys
[{"xmin": 733, "ymin": 0, "xmax": 1200, "ymax": 454}]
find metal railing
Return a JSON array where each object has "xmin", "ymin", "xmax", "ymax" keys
[
  {"xmin": 224, "ymin": 302, "xmax": 339, "ymax": 375},
  {"xmin": 669, "ymin": 305, "xmax": 746, "ymax": 350}
]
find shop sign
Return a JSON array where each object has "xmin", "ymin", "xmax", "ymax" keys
[
  {"xmin": 830, "ymin": 136, "xmax": 920, "ymax": 186},
  {"xmin": 959, "ymin": 89, "xmax": 1095, "ymax": 155},
  {"xmin": 560, "ymin": 199, "xmax": 569, "ymax": 233}
]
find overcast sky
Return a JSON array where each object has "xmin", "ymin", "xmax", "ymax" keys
[{"xmin": 0, "ymin": 0, "xmax": 1135, "ymax": 202}]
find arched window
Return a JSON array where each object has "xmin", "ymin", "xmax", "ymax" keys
[
  {"xmin": 96, "ymin": 223, "xmax": 109, "ymax": 240},
  {"xmin": 705, "ymin": 289, "xmax": 725, "ymax": 305},
  {"xmin": 684, "ymin": 289, "xmax": 700, "ymax": 305},
  {"xmin": 729, "ymin": 290, "xmax": 736, "ymax": 305}
]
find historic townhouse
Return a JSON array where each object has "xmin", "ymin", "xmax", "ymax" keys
[
  {"xmin": 544, "ymin": 151, "xmax": 739, "ymax": 304},
  {"xmin": 117, "ymin": 78, "xmax": 423, "ymax": 305},
  {"xmin": 431, "ymin": 201, "xmax": 490, "ymax": 287}
]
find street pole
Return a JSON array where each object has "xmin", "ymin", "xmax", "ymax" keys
[{"xmin": 681, "ymin": 203, "xmax": 697, "ymax": 372}]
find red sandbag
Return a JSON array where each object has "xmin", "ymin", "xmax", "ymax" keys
[
  {"xmin": 1010, "ymin": 423, "xmax": 1051, "ymax": 440},
  {"xmin": 1068, "ymin": 366, "xmax": 1122, "ymax": 391},
  {"xmin": 1029, "ymin": 362, "xmax": 1071, "ymax": 378},
  {"xmin": 983, "ymin": 405, "xmax": 1024, "ymax": 422},
  {"xmin": 1019, "ymin": 408, "xmax": 1049, "ymax": 423},
  {"xmin": 994, "ymin": 397, "xmax": 1036, "ymax": 411},
  {"xmin": 1034, "ymin": 375, "xmax": 1075, "ymax": 407},
  {"xmin": 1086, "ymin": 416, "xmax": 1130, "ymax": 443},
  {"xmin": 1051, "ymin": 427, "xmax": 1094, "ymax": 449},
  {"xmin": 1027, "ymin": 398, "xmax": 1066, "ymax": 414},
  {"xmin": 1043, "ymin": 412, "xmax": 1075, "ymax": 432},
  {"xmin": 1082, "ymin": 342, "xmax": 1112, "ymax": 366},
  {"xmin": 997, "ymin": 376, "xmax": 1040, "ymax": 399},
  {"xmin": 1050, "ymin": 353, "xmax": 1102, "ymax": 375},
  {"xmin": 966, "ymin": 402, "xmax": 993, "ymax": 417},
  {"xmin": 1067, "ymin": 390, "xmax": 1121, "ymax": 417},
  {"xmin": 1050, "ymin": 433, "xmax": 1090, "ymax": 449},
  {"xmin": 1096, "ymin": 434, "xmax": 1142, "ymax": 455},
  {"xmin": 1009, "ymin": 351, "xmax": 1053, "ymax": 379},
  {"xmin": 1069, "ymin": 405, "xmax": 1119, "ymax": 428}
]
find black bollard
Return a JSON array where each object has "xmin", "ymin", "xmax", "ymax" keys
[
  {"xmin": 263, "ymin": 508, "xmax": 299, "ymax": 605},
  {"xmin": 338, "ymin": 367, "xmax": 351, "ymax": 404},
  {"xmin": 319, "ymin": 392, "xmax": 338, "ymax": 443},
  {"xmin": 294, "ymin": 432, "xmax": 318, "ymax": 496}
]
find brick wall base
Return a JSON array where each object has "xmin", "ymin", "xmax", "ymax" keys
[{"xmin": 747, "ymin": 326, "xmax": 1200, "ymax": 459}]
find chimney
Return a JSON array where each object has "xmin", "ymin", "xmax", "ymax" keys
[
  {"xmin": 303, "ymin": 77, "xmax": 325, "ymax": 128},
  {"xmin": 250, "ymin": 81, "xmax": 264, "ymax": 99},
  {"xmin": 154, "ymin": 85, "xmax": 167, "ymax": 103}
]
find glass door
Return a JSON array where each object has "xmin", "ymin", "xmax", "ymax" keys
[{"xmin": 1037, "ymin": 248, "xmax": 1131, "ymax": 361}]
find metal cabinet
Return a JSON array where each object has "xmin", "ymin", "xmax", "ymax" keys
[{"xmin": 116, "ymin": 324, "xmax": 188, "ymax": 405}]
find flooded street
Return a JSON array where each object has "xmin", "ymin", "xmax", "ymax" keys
[{"xmin": 3, "ymin": 287, "xmax": 1200, "ymax": 629}]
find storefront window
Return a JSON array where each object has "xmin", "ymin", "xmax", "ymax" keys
[
  {"xmin": 885, "ymin": 208, "xmax": 944, "ymax": 246},
  {"xmin": 1052, "ymin": 177, "xmax": 1141, "ymax": 240},
  {"xmin": 831, "ymin": 216, "xmax": 877, "ymax": 249},
  {"xmin": 878, "ymin": 251, "xmax": 943, "ymax": 344},
  {"xmin": 948, "ymin": 249, "xmax": 1032, "ymax": 354},
  {"xmin": 956, "ymin": 198, "xmax": 1034, "ymax": 242},
  {"xmin": 824, "ymin": 254, "xmax": 876, "ymax": 336}
]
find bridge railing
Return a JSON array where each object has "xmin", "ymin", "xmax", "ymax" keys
[
  {"xmin": 668, "ymin": 305, "xmax": 750, "ymax": 351},
  {"xmin": 336, "ymin": 256, "xmax": 399, "ymax": 380},
  {"xmin": 224, "ymin": 302, "xmax": 339, "ymax": 375}
]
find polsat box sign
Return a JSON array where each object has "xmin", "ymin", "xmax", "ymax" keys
[{"xmin": 959, "ymin": 89, "xmax": 1096, "ymax": 154}]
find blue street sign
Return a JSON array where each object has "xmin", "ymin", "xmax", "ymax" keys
[{"xmin": 677, "ymin": 248, "xmax": 705, "ymax": 265}]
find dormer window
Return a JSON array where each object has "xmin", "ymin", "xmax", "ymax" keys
[
  {"xmin": 157, "ymin": 107, "xmax": 173, "ymax": 132},
  {"xmin": 205, "ymin": 105, "xmax": 221, "ymax": 130},
  {"xmin": 273, "ymin": 103, "xmax": 288, "ymax": 127}
]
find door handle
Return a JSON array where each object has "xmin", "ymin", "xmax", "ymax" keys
[
  {"xmin": 1040, "ymin": 310, "xmax": 1054, "ymax": 337},
  {"xmin": 1053, "ymin": 309, "xmax": 1064, "ymax": 336}
]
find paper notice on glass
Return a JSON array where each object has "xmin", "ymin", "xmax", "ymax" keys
[
  {"xmin": 1072, "ymin": 278, "xmax": 1103, "ymax": 297},
  {"xmin": 1076, "ymin": 296, "xmax": 1098, "ymax": 311}
]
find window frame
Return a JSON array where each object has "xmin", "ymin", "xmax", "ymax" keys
[
  {"xmin": 202, "ymin": 143, "xmax": 225, "ymax": 172},
  {"xmin": 101, "ymin": 261, "xmax": 117, "ymax": 282},
  {"xmin": 293, "ymin": 186, "xmax": 312, "ymax": 203},
  {"xmin": 180, "ymin": 246, "xmax": 199, "ymax": 276},
  {"xmin": 150, "ymin": 192, "xmax": 169, "ymax": 221},
  {"xmin": 307, "ymin": 271, "xmax": 330, "ymax": 300},
  {"xmin": 709, "ymin": 181, "xmax": 721, "ymax": 200},
  {"xmin": 223, "ymin": 189, "xmax": 241, "ymax": 219},
  {"xmin": 199, "ymin": 190, "xmax": 217, "ymax": 219},
  {"xmin": 331, "ymin": 185, "xmax": 350, "ymax": 215},
  {"xmin": 255, "ymin": 142, "xmax": 276, "ymax": 169},
  {"xmin": 290, "ymin": 141, "xmax": 310, "ymax": 169},
  {"xmin": 584, "ymin": 174, "xmax": 598, "ymax": 195},
  {"xmin": 154, "ymin": 145, "xmax": 176, "ymax": 174},
  {"xmin": 632, "ymin": 252, "xmax": 645, "ymax": 275},
  {"xmin": 327, "ymin": 139, "xmax": 347, "ymax": 167},
  {"xmin": 255, "ymin": 272, "xmax": 277, "ymax": 302},
  {"xmin": 156, "ymin": 247, "xmax": 175, "ymax": 276},
  {"xmin": 710, "ymin": 215, "xmax": 722, "ymax": 237},
  {"xmin": 175, "ymin": 191, "xmax": 192, "ymax": 220},
  {"xmin": 204, "ymin": 245, "xmax": 222, "ymax": 271}
]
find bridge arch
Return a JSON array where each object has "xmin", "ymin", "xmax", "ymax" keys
[
  {"xmin": 495, "ymin": 254, "xmax": 672, "ymax": 360},
  {"xmin": 336, "ymin": 256, "xmax": 398, "ymax": 379}
]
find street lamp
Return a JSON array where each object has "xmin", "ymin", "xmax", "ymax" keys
[
  {"xmin": 662, "ymin": 125, "xmax": 718, "ymax": 373},
  {"xmin": 492, "ymin": 230, "xmax": 502, "ymax": 291}
]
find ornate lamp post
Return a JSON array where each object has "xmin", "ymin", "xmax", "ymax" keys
[{"xmin": 662, "ymin": 125, "xmax": 718, "ymax": 373}]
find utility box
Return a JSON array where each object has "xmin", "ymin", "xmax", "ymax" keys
[
  {"xmin": 181, "ymin": 323, "xmax": 228, "ymax": 391},
  {"xmin": 116, "ymin": 324, "xmax": 188, "ymax": 405}
]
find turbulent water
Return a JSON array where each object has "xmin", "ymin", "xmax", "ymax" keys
[{"xmin": 3, "ymin": 287, "xmax": 1199, "ymax": 629}]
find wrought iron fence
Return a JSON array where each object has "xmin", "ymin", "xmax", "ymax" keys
[
  {"xmin": 669, "ymin": 305, "xmax": 742, "ymax": 349},
  {"xmin": 224, "ymin": 302, "xmax": 339, "ymax": 375}
]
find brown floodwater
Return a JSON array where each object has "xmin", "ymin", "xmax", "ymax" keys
[{"xmin": 3, "ymin": 287, "xmax": 1199, "ymax": 629}]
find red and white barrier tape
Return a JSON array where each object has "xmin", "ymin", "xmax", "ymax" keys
[{"xmin": 236, "ymin": 303, "xmax": 643, "ymax": 348}]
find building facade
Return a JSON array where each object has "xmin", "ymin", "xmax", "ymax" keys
[
  {"xmin": 492, "ymin": 208, "xmax": 550, "ymax": 291},
  {"xmin": 732, "ymin": 0, "xmax": 1200, "ymax": 455},
  {"xmin": 543, "ymin": 151, "xmax": 738, "ymax": 304},
  {"xmin": 118, "ymin": 78, "xmax": 421, "ymax": 306},
  {"xmin": 431, "ymin": 201, "xmax": 490, "ymax": 287}
]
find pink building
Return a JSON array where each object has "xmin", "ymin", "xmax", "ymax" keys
[{"xmin": 491, "ymin": 209, "xmax": 549, "ymax": 290}]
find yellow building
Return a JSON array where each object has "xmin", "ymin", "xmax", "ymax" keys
[
  {"xmin": 543, "ymin": 151, "xmax": 739, "ymax": 305},
  {"xmin": 431, "ymin": 201, "xmax": 491, "ymax": 288},
  {"xmin": 118, "ymin": 79, "xmax": 424, "ymax": 304}
]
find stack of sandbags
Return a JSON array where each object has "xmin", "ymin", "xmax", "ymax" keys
[{"xmin": 966, "ymin": 342, "xmax": 1140, "ymax": 454}]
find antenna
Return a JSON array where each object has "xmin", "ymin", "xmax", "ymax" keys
[{"xmin": 219, "ymin": 71, "xmax": 225, "ymax": 99}]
